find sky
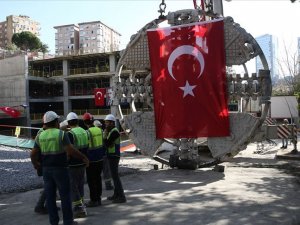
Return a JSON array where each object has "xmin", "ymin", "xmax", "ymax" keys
[{"xmin": 1, "ymin": 0, "xmax": 300, "ymax": 73}]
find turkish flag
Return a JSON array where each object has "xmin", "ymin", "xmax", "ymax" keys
[
  {"xmin": 94, "ymin": 88, "xmax": 106, "ymax": 106},
  {"xmin": 0, "ymin": 107, "xmax": 21, "ymax": 118},
  {"xmin": 147, "ymin": 19, "xmax": 229, "ymax": 138}
]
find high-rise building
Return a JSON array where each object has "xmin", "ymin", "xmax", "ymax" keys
[
  {"xmin": 78, "ymin": 21, "xmax": 120, "ymax": 54},
  {"xmin": 54, "ymin": 20, "xmax": 121, "ymax": 56},
  {"xmin": 0, "ymin": 15, "xmax": 40, "ymax": 49},
  {"xmin": 54, "ymin": 24, "xmax": 79, "ymax": 56},
  {"xmin": 255, "ymin": 34, "xmax": 278, "ymax": 82}
]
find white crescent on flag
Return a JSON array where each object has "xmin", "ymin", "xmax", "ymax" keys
[
  {"xmin": 5, "ymin": 107, "xmax": 14, "ymax": 113},
  {"xmin": 167, "ymin": 45, "xmax": 205, "ymax": 81},
  {"xmin": 96, "ymin": 91, "xmax": 103, "ymax": 100}
]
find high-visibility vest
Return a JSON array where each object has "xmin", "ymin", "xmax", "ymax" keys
[
  {"xmin": 37, "ymin": 128, "xmax": 64, "ymax": 154},
  {"xmin": 69, "ymin": 127, "xmax": 89, "ymax": 150},
  {"xmin": 87, "ymin": 127, "xmax": 103, "ymax": 149},
  {"xmin": 68, "ymin": 126, "xmax": 89, "ymax": 166},
  {"xmin": 106, "ymin": 127, "xmax": 120, "ymax": 156},
  {"xmin": 86, "ymin": 126, "xmax": 105, "ymax": 161},
  {"xmin": 36, "ymin": 128, "xmax": 67, "ymax": 167}
]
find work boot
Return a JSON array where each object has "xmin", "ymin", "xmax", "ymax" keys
[
  {"xmin": 85, "ymin": 200, "xmax": 100, "ymax": 207},
  {"xmin": 105, "ymin": 181, "xmax": 113, "ymax": 190},
  {"xmin": 112, "ymin": 196, "xmax": 127, "ymax": 204},
  {"xmin": 34, "ymin": 206, "xmax": 48, "ymax": 214},
  {"xmin": 107, "ymin": 195, "xmax": 116, "ymax": 201},
  {"xmin": 290, "ymin": 149, "xmax": 298, "ymax": 154},
  {"xmin": 73, "ymin": 205, "xmax": 87, "ymax": 218}
]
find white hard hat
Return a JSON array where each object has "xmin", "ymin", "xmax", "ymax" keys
[
  {"xmin": 43, "ymin": 111, "xmax": 60, "ymax": 124},
  {"xmin": 93, "ymin": 120, "xmax": 102, "ymax": 127},
  {"xmin": 60, "ymin": 120, "xmax": 68, "ymax": 129},
  {"xmin": 104, "ymin": 114, "xmax": 116, "ymax": 122},
  {"xmin": 66, "ymin": 112, "xmax": 78, "ymax": 121}
]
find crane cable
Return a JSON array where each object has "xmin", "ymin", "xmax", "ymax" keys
[{"xmin": 193, "ymin": 0, "xmax": 206, "ymax": 21}]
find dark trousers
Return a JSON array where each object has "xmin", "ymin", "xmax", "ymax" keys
[
  {"xmin": 108, "ymin": 156, "xmax": 125, "ymax": 198},
  {"xmin": 102, "ymin": 156, "xmax": 112, "ymax": 182},
  {"xmin": 43, "ymin": 167, "xmax": 73, "ymax": 225},
  {"xmin": 69, "ymin": 166, "xmax": 85, "ymax": 206},
  {"xmin": 86, "ymin": 161, "xmax": 103, "ymax": 202},
  {"xmin": 36, "ymin": 189, "xmax": 46, "ymax": 208}
]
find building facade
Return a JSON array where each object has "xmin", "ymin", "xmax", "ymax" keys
[
  {"xmin": 78, "ymin": 21, "xmax": 120, "ymax": 54},
  {"xmin": 54, "ymin": 20, "xmax": 121, "ymax": 56},
  {"xmin": 255, "ymin": 34, "xmax": 278, "ymax": 83},
  {"xmin": 0, "ymin": 15, "xmax": 40, "ymax": 49},
  {"xmin": 54, "ymin": 24, "xmax": 79, "ymax": 56},
  {"xmin": 0, "ymin": 51, "xmax": 133, "ymax": 138}
]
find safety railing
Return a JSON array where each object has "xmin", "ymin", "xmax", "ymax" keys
[
  {"xmin": 69, "ymin": 66, "xmax": 109, "ymax": 75},
  {"xmin": 29, "ymin": 69, "xmax": 63, "ymax": 78}
]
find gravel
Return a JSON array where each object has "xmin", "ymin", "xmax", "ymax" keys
[{"xmin": 0, "ymin": 145, "xmax": 43, "ymax": 194}]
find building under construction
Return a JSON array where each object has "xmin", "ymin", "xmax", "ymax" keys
[{"xmin": 0, "ymin": 51, "xmax": 131, "ymax": 137}]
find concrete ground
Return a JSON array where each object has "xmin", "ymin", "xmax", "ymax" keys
[{"xmin": 0, "ymin": 141, "xmax": 300, "ymax": 225}]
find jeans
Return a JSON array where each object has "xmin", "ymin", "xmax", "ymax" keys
[
  {"xmin": 108, "ymin": 156, "xmax": 125, "ymax": 198},
  {"xmin": 69, "ymin": 166, "xmax": 85, "ymax": 206},
  {"xmin": 86, "ymin": 161, "xmax": 103, "ymax": 202},
  {"xmin": 43, "ymin": 167, "xmax": 73, "ymax": 225}
]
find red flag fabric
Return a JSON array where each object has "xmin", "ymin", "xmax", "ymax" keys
[
  {"xmin": 94, "ymin": 88, "xmax": 106, "ymax": 106},
  {"xmin": 147, "ymin": 19, "xmax": 229, "ymax": 138},
  {"xmin": 0, "ymin": 107, "xmax": 21, "ymax": 118}
]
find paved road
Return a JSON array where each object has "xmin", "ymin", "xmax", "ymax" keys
[{"xmin": 0, "ymin": 142, "xmax": 299, "ymax": 225}]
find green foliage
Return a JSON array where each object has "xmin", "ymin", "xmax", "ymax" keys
[
  {"xmin": 5, "ymin": 43, "xmax": 18, "ymax": 50},
  {"xmin": 11, "ymin": 31, "xmax": 48, "ymax": 53},
  {"xmin": 40, "ymin": 43, "xmax": 49, "ymax": 54}
]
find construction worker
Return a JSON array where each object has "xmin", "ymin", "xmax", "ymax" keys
[
  {"xmin": 60, "ymin": 120, "xmax": 69, "ymax": 131},
  {"xmin": 34, "ymin": 125, "xmax": 61, "ymax": 215},
  {"xmin": 281, "ymin": 119, "xmax": 289, "ymax": 149},
  {"xmin": 30, "ymin": 111, "xmax": 89, "ymax": 225},
  {"xmin": 93, "ymin": 120, "xmax": 113, "ymax": 190},
  {"xmin": 104, "ymin": 114, "xmax": 126, "ymax": 203},
  {"xmin": 83, "ymin": 113, "xmax": 105, "ymax": 207},
  {"xmin": 66, "ymin": 112, "xmax": 89, "ymax": 218},
  {"xmin": 34, "ymin": 124, "xmax": 48, "ymax": 214}
]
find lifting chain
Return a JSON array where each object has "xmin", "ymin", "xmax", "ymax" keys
[{"xmin": 158, "ymin": 0, "xmax": 167, "ymax": 19}]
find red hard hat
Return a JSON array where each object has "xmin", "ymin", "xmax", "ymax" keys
[{"xmin": 83, "ymin": 112, "xmax": 93, "ymax": 121}]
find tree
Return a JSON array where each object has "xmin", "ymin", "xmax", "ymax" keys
[
  {"xmin": 12, "ymin": 31, "xmax": 48, "ymax": 53},
  {"xmin": 40, "ymin": 43, "xmax": 49, "ymax": 54},
  {"xmin": 5, "ymin": 43, "xmax": 18, "ymax": 51},
  {"xmin": 274, "ymin": 42, "xmax": 300, "ymax": 96}
]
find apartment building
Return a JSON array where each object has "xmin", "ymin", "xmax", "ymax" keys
[
  {"xmin": 54, "ymin": 24, "xmax": 79, "ymax": 56},
  {"xmin": 54, "ymin": 20, "xmax": 121, "ymax": 56},
  {"xmin": 78, "ymin": 21, "xmax": 121, "ymax": 54},
  {"xmin": 0, "ymin": 15, "xmax": 40, "ymax": 49}
]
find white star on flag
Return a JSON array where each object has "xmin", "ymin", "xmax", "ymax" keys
[{"xmin": 179, "ymin": 80, "xmax": 197, "ymax": 98}]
